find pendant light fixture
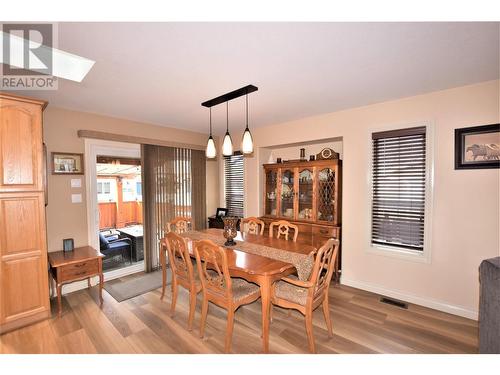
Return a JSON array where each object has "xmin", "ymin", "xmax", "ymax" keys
[
  {"xmin": 241, "ymin": 92, "xmax": 254, "ymax": 154},
  {"xmin": 202, "ymin": 85, "xmax": 258, "ymax": 158},
  {"xmin": 222, "ymin": 101, "xmax": 234, "ymax": 156},
  {"xmin": 205, "ymin": 107, "xmax": 217, "ymax": 159}
]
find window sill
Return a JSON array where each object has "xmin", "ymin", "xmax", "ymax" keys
[{"xmin": 367, "ymin": 244, "xmax": 431, "ymax": 264}]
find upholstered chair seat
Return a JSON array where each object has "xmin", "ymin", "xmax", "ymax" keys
[
  {"xmin": 273, "ymin": 275, "xmax": 308, "ymax": 306},
  {"xmin": 230, "ymin": 278, "xmax": 260, "ymax": 302}
]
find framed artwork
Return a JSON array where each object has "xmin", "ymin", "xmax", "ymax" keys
[
  {"xmin": 216, "ymin": 207, "xmax": 228, "ymax": 217},
  {"xmin": 455, "ymin": 124, "xmax": 500, "ymax": 169},
  {"xmin": 51, "ymin": 152, "xmax": 84, "ymax": 175}
]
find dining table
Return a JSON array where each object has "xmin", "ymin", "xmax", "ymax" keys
[{"xmin": 162, "ymin": 228, "xmax": 317, "ymax": 353}]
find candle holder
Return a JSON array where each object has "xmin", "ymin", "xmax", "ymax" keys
[{"xmin": 222, "ymin": 216, "xmax": 239, "ymax": 246}]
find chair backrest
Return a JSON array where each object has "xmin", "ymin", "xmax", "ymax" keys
[
  {"xmin": 165, "ymin": 217, "xmax": 192, "ymax": 235},
  {"xmin": 269, "ymin": 220, "xmax": 299, "ymax": 242},
  {"xmin": 308, "ymin": 238, "xmax": 339, "ymax": 298},
  {"xmin": 99, "ymin": 232, "xmax": 109, "ymax": 249},
  {"xmin": 240, "ymin": 217, "xmax": 265, "ymax": 235},
  {"xmin": 163, "ymin": 231, "xmax": 195, "ymax": 283},
  {"xmin": 194, "ymin": 240, "xmax": 232, "ymax": 300}
]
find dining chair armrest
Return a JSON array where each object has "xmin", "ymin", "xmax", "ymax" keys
[{"xmin": 281, "ymin": 276, "xmax": 313, "ymax": 288}]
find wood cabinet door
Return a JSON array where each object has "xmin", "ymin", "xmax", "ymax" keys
[
  {"xmin": 316, "ymin": 165, "xmax": 337, "ymax": 224},
  {"xmin": 0, "ymin": 192, "xmax": 49, "ymax": 326},
  {"xmin": 0, "ymin": 99, "xmax": 43, "ymax": 192}
]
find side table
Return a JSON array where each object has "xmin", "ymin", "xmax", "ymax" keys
[{"xmin": 48, "ymin": 246, "xmax": 104, "ymax": 317}]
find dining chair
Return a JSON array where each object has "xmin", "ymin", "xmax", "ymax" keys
[
  {"xmin": 240, "ymin": 217, "xmax": 265, "ymax": 235},
  {"xmin": 165, "ymin": 216, "xmax": 193, "ymax": 234},
  {"xmin": 194, "ymin": 239, "xmax": 261, "ymax": 353},
  {"xmin": 161, "ymin": 231, "xmax": 202, "ymax": 331},
  {"xmin": 270, "ymin": 238, "xmax": 339, "ymax": 353},
  {"xmin": 269, "ymin": 220, "xmax": 299, "ymax": 242}
]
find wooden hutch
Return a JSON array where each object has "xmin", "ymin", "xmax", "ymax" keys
[{"xmin": 260, "ymin": 158, "xmax": 342, "ymax": 249}]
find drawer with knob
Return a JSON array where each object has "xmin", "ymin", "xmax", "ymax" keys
[
  {"xmin": 312, "ymin": 225, "xmax": 339, "ymax": 239},
  {"xmin": 59, "ymin": 259, "xmax": 99, "ymax": 281}
]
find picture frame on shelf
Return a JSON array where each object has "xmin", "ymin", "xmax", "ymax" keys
[
  {"xmin": 454, "ymin": 124, "xmax": 500, "ymax": 170},
  {"xmin": 51, "ymin": 152, "xmax": 84, "ymax": 175},
  {"xmin": 216, "ymin": 207, "xmax": 229, "ymax": 217}
]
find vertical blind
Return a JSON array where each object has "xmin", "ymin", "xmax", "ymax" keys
[
  {"xmin": 142, "ymin": 145, "xmax": 206, "ymax": 272},
  {"xmin": 224, "ymin": 151, "xmax": 244, "ymax": 217},
  {"xmin": 371, "ymin": 126, "xmax": 426, "ymax": 251}
]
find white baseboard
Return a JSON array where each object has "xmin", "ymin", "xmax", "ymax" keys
[
  {"xmin": 340, "ymin": 277, "xmax": 478, "ymax": 321},
  {"xmin": 52, "ymin": 262, "xmax": 145, "ymax": 297}
]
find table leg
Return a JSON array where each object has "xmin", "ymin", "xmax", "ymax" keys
[
  {"xmin": 99, "ymin": 272, "xmax": 104, "ymax": 306},
  {"xmin": 260, "ymin": 277, "xmax": 272, "ymax": 353},
  {"xmin": 57, "ymin": 283, "xmax": 62, "ymax": 317}
]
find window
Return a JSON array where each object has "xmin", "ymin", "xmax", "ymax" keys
[
  {"xmin": 122, "ymin": 177, "xmax": 142, "ymax": 202},
  {"xmin": 371, "ymin": 126, "xmax": 426, "ymax": 252},
  {"xmin": 224, "ymin": 152, "xmax": 244, "ymax": 217},
  {"xmin": 97, "ymin": 179, "xmax": 117, "ymax": 202}
]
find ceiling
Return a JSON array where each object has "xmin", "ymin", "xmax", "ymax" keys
[{"xmin": 17, "ymin": 22, "xmax": 500, "ymax": 135}]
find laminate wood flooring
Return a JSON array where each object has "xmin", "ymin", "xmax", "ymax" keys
[{"xmin": 0, "ymin": 274, "xmax": 478, "ymax": 354}]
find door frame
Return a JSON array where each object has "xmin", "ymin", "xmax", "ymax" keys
[{"xmin": 84, "ymin": 138, "xmax": 143, "ymax": 277}]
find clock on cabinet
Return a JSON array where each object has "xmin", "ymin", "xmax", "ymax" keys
[{"xmin": 316, "ymin": 148, "xmax": 339, "ymax": 160}]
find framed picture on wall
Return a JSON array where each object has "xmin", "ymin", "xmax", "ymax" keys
[
  {"xmin": 455, "ymin": 124, "xmax": 500, "ymax": 169},
  {"xmin": 51, "ymin": 152, "xmax": 85, "ymax": 175}
]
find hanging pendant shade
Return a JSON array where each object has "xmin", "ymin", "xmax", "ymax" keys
[
  {"xmin": 241, "ymin": 93, "xmax": 254, "ymax": 154},
  {"xmin": 222, "ymin": 102, "xmax": 233, "ymax": 156},
  {"xmin": 202, "ymin": 85, "xmax": 258, "ymax": 158},
  {"xmin": 222, "ymin": 131, "xmax": 233, "ymax": 156},
  {"xmin": 205, "ymin": 107, "xmax": 217, "ymax": 159},
  {"xmin": 206, "ymin": 136, "xmax": 216, "ymax": 158}
]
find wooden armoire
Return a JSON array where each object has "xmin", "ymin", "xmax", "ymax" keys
[{"xmin": 0, "ymin": 92, "xmax": 50, "ymax": 333}]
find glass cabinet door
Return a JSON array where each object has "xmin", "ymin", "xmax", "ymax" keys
[
  {"xmin": 297, "ymin": 168, "xmax": 314, "ymax": 221},
  {"xmin": 264, "ymin": 169, "xmax": 278, "ymax": 216},
  {"xmin": 280, "ymin": 168, "xmax": 295, "ymax": 219},
  {"xmin": 317, "ymin": 167, "xmax": 335, "ymax": 223}
]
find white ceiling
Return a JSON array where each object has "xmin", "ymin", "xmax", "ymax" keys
[{"xmin": 18, "ymin": 22, "xmax": 500, "ymax": 135}]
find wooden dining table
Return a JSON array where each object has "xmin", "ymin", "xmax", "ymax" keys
[{"xmin": 162, "ymin": 228, "xmax": 317, "ymax": 353}]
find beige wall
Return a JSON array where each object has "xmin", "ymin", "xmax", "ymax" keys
[
  {"xmin": 244, "ymin": 80, "xmax": 499, "ymax": 318},
  {"xmin": 43, "ymin": 107, "xmax": 219, "ymax": 252}
]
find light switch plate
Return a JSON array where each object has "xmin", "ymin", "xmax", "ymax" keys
[
  {"xmin": 71, "ymin": 178, "xmax": 82, "ymax": 188},
  {"xmin": 71, "ymin": 194, "xmax": 82, "ymax": 203}
]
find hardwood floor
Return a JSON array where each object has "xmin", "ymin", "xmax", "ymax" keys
[{"xmin": 0, "ymin": 274, "xmax": 478, "ymax": 354}]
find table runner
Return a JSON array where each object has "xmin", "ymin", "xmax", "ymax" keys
[{"xmin": 180, "ymin": 230, "xmax": 314, "ymax": 281}]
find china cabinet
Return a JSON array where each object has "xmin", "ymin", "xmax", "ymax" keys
[{"xmin": 261, "ymin": 158, "xmax": 342, "ymax": 246}]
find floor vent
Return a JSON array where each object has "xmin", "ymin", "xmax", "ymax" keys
[{"xmin": 380, "ymin": 297, "xmax": 408, "ymax": 309}]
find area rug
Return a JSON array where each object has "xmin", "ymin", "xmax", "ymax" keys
[{"xmin": 104, "ymin": 270, "xmax": 170, "ymax": 302}]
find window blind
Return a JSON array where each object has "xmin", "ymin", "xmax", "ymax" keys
[
  {"xmin": 224, "ymin": 152, "xmax": 244, "ymax": 217},
  {"xmin": 142, "ymin": 145, "xmax": 206, "ymax": 272},
  {"xmin": 371, "ymin": 126, "xmax": 426, "ymax": 251}
]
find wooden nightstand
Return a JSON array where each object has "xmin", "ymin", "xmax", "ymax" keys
[{"xmin": 48, "ymin": 246, "xmax": 104, "ymax": 317}]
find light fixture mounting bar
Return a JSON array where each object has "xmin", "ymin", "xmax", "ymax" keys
[{"xmin": 201, "ymin": 84, "xmax": 258, "ymax": 108}]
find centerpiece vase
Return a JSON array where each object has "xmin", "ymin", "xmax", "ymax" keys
[{"xmin": 222, "ymin": 216, "xmax": 238, "ymax": 246}]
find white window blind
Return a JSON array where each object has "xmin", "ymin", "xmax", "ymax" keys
[
  {"xmin": 224, "ymin": 152, "xmax": 244, "ymax": 217},
  {"xmin": 371, "ymin": 126, "xmax": 426, "ymax": 251}
]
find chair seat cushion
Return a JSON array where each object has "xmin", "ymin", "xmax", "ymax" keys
[
  {"xmin": 230, "ymin": 277, "xmax": 260, "ymax": 302},
  {"xmin": 274, "ymin": 275, "xmax": 308, "ymax": 306}
]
